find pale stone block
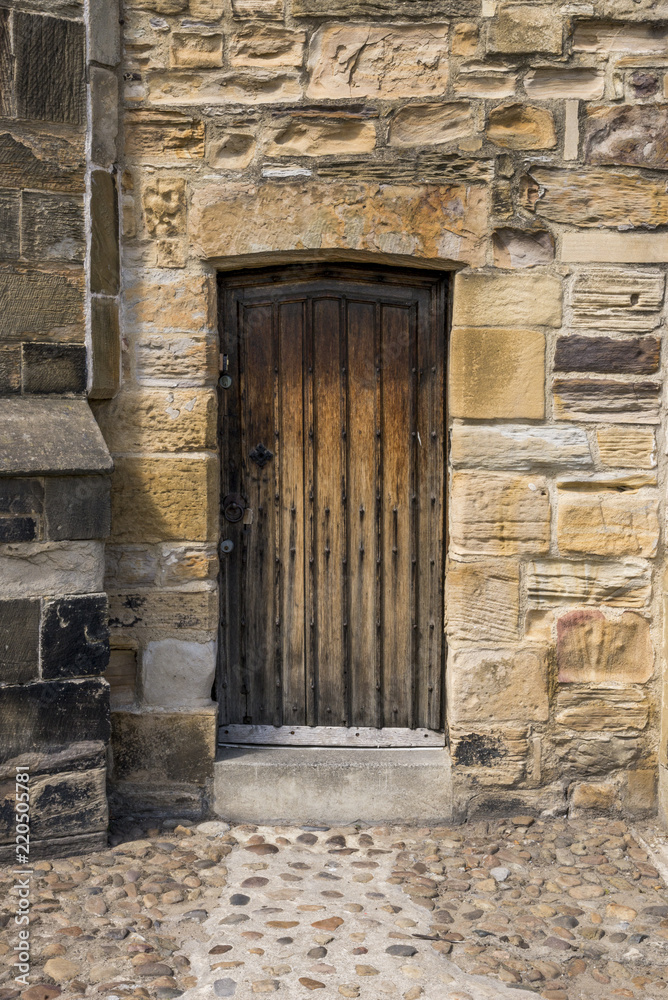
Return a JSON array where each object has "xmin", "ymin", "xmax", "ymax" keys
[
  {"xmin": 527, "ymin": 558, "xmax": 651, "ymax": 607},
  {"xmin": 142, "ymin": 638, "xmax": 216, "ymax": 708},
  {"xmin": 445, "ymin": 559, "xmax": 519, "ymax": 642},
  {"xmin": 571, "ymin": 782, "xmax": 617, "ymax": 811},
  {"xmin": 447, "ymin": 646, "xmax": 549, "ymax": 723},
  {"xmin": 492, "ymin": 227, "xmax": 555, "ymax": 268},
  {"xmin": 564, "ymin": 99, "xmax": 579, "ymax": 159},
  {"xmin": 229, "ymin": 26, "xmax": 305, "ymax": 68},
  {"xmin": 454, "ymin": 65, "xmax": 516, "ymax": 98},
  {"xmin": 573, "ymin": 21, "xmax": 668, "ymax": 53},
  {"xmin": 452, "ymin": 272, "xmax": 563, "ymax": 327},
  {"xmin": 557, "ymin": 609, "xmax": 653, "ymax": 684},
  {"xmin": 562, "ymin": 231, "xmax": 668, "ymax": 264},
  {"xmin": 170, "ymin": 33, "xmax": 224, "ymax": 69},
  {"xmin": 148, "ymin": 71, "xmax": 302, "ymax": 106},
  {"xmin": 189, "ymin": 0, "xmax": 225, "ymax": 18},
  {"xmin": 623, "ymin": 768, "xmax": 657, "ymax": 815},
  {"xmin": 159, "ymin": 544, "xmax": 218, "ymax": 586},
  {"xmin": 488, "ymin": 4, "xmax": 563, "ymax": 54},
  {"xmin": 449, "ymin": 327, "xmax": 545, "ymax": 419},
  {"xmin": 92, "ymin": 388, "xmax": 217, "ymax": 453},
  {"xmin": 525, "ymin": 167, "xmax": 668, "ymax": 228},
  {"xmin": 571, "ymin": 269, "xmax": 665, "ymax": 332},
  {"xmin": 108, "ymin": 587, "xmax": 218, "ymax": 641},
  {"xmin": 450, "ymin": 424, "xmax": 592, "ymax": 471},
  {"xmin": 597, "ymin": 427, "xmax": 656, "ymax": 469},
  {"xmin": 0, "ymin": 542, "xmax": 104, "ymax": 599},
  {"xmin": 556, "ymin": 688, "xmax": 649, "ymax": 734},
  {"xmin": 207, "ymin": 127, "xmax": 257, "ymax": 169},
  {"xmin": 307, "ymin": 24, "xmax": 449, "ymax": 100},
  {"xmin": 557, "ymin": 494, "xmax": 660, "ymax": 557},
  {"xmin": 89, "ymin": 0, "xmax": 121, "ymax": 66},
  {"xmin": 266, "ymin": 119, "xmax": 376, "ymax": 157},
  {"xmin": 90, "ymin": 67, "xmax": 118, "ymax": 169},
  {"xmin": 134, "ymin": 332, "xmax": 218, "ymax": 387},
  {"xmin": 231, "ymin": 0, "xmax": 283, "ymax": 17},
  {"xmin": 450, "ymin": 472, "xmax": 550, "ymax": 556},
  {"xmin": 105, "ymin": 545, "xmax": 159, "ymax": 586},
  {"xmin": 110, "ymin": 455, "xmax": 218, "ymax": 543},
  {"xmin": 451, "ymin": 23, "xmax": 478, "ymax": 57},
  {"xmin": 524, "ymin": 67, "xmax": 605, "ymax": 99},
  {"xmin": 124, "ymin": 271, "xmax": 215, "ymax": 334},
  {"xmin": 487, "ymin": 103, "xmax": 556, "ymax": 149},
  {"xmin": 388, "ymin": 103, "xmax": 473, "ymax": 147}
]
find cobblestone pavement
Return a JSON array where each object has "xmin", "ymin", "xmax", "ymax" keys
[{"xmin": 3, "ymin": 816, "xmax": 668, "ymax": 1000}]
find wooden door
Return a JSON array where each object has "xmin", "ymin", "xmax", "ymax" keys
[{"xmin": 218, "ymin": 265, "xmax": 447, "ymax": 746}]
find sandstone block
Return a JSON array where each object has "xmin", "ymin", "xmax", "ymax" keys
[
  {"xmin": 111, "ymin": 708, "xmax": 216, "ymax": 785},
  {"xmin": 90, "ymin": 66, "xmax": 118, "ymax": 168},
  {"xmin": 554, "ymin": 335, "xmax": 659, "ymax": 375},
  {"xmin": 571, "ymin": 782, "xmax": 617, "ymax": 811},
  {"xmin": 124, "ymin": 271, "xmax": 215, "ymax": 334},
  {"xmin": 143, "ymin": 178, "xmax": 186, "ymax": 238},
  {"xmin": 454, "ymin": 64, "xmax": 517, "ymax": 98},
  {"xmin": 488, "ymin": 4, "xmax": 563, "ymax": 54},
  {"xmin": 0, "ymin": 267, "xmax": 83, "ymax": 337},
  {"xmin": 307, "ymin": 24, "xmax": 449, "ymax": 99},
  {"xmin": 524, "ymin": 167, "xmax": 668, "ymax": 228},
  {"xmin": 110, "ymin": 455, "xmax": 218, "ymax": 543},
  {"xmin": 190, "ymin": 0, "xmax": 224, "ymax": 16},
  {"xmin": 570, "ymin": 269, "xmax": 665, "ymax": 333},
  {"xmin": 295, "ymin": 0, "xmax": 476, "ymax": 11},
  {"xmin": 450, "ymin": 424, "xmax": 592, "ymax": 471},
  {"xmin": 492, "ymin": 228, "xmax": 554, "ymax": 268},
  {"xmin": 142, "ymin": 638, "xmax": 216, "ymax": 708},
  {"xmin": 0, "ymin": 541, "xmax": 104, "ymax": 600},
  {"xmin": 553, "ymin": 378, "xmax": 660, "ymax": 423},
  {"xmin": 91, "ymin": 171, "xmax": 119, "ymax": 295},
  {"xmin": 93, "ymin": 388, "xmax": 216, "ymax": 452},
  {"xmin": 557, "ymin": 609, "xmax": 652, "ymax": 684},
  {"xmin": 450, "ymin": 726, "xmax": 529, "ymax": 785},
  {"xmin": 445, "ymin": 559, "xmax": 519, "ymax": 642},
  {"xmin": 449, "ymin": 326, "xmax": 545, "ymax": 419},
  {"xmin": 388, "ymin": 103, "xmax": 473, "ymax": 147},
  {"xmin": 190, "ymin": 181, "xmax": 487, "ymax": 268},
  {"xmin": 450, "ymin": 472, "xmax": 550, "ymax": 556},
  {"xmin": 564, "ymin": 98, "xmax": 579, "ymax": 159},
  {"xmin": 90, "ymin": 296, "xmax": 121, "ymax": 400},
  {"xmin": 105, "ymin": 545, "xmax": 159, "ymax": 586},
  {"xmin": 574, "ymin": 21, "xmax": 668, "ymax": 53},
  {"xmin": 134, "ymin": 332, "xmax": 218, "ymax": 387},
  {"xmin": 125, "ymin": 112, "xmax": 205, "ymax": 162},
  {"xmin": 487, "ymin": 104, "xmax": 556, "ymax": 149},
  {"xmin": 524, "ymin": 67, "xmax": 605, "ymax": 99},
  {"xmin": 108, "ymin": 587, "xmax": 218, "ymax": 641},
  {"xmin": 447, "ymin": 646, "xmax": 549, "ymax": 724},
  {"xmin": 232, "ymin": 0, "xmax": 282, "ymax": 17},
  {"xmin": 159, "ymin": 543, "xmax": 218, "ymax": 586},
  {"xmin": 584, "ymin": 105, "xmax": 668, "ymax": 171},
  {"xmin": 527, "ymin": 558, "xmax": 651, "ymax": 608},
  {"xmin": 556, "ymin": 688, "xmax": 649, "ymax": 734},
  {"xmin": 105, "ymin": 648, "xmax": 137, "ymax": 708},
  {"xmin": 452, "ymin": 271, "xmax": 562, "ymax": 328},
  {"xmin": 170, "ymin": 33, "xmax": 224, "ymax": 68},
  {"xmin": 266, "ymin": 119, "xmax": 376, "ymax": 157},
  {"xmin": 452, "ymin": 23, "xmax": 478, "ymax": 57},
  {"xmin": 557, "ymin": 494, "xmax": 659, "ymax": 557},
  {"xmin": 148, "ymin": 71, "xmax": 301, "ymax": 106},
  {"xmin": 623, "ymin": 768, "xmax": 657, "ymax": 815},
  {"xmin": 229, "ymin": 26, "xmax": 305, "ymax": 67},
  {"xmin": 561, "ymin": 232, "xmax": 668, "ymax": 264},
  {"xmin": 597, "ymin": 428, "xmax": 655, "ymax": 469},
  {"xmin": 207, "ymin": 126, "xmax": 257, "ymax": 169}
]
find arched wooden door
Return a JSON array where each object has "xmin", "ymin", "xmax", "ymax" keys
[{"xmin": 217, "ymin": 264, "xmax": 447, "ymax": 746}]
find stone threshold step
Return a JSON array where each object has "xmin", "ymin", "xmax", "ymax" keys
[{"xmin": 213, "ymin": 746, "xmax": 453, "ymax": 825}]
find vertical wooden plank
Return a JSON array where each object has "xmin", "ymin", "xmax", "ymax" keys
[
  {"xmin": 380, "ymin": 303, "xmax": 413, "ymax": 728},
  {"xmin": 241, "ymin": 301, "xmax": 279, "ymax": 725},
  {"xmin": 313, "ymin": 295, "xmax": 347, "ymax": 725},
  {"xmin": 304, "ymin": 295, "xmax": 316, "ymax": 726},
  {"xmin": 346, "ymin": 298, "xmax": 380, "ymax": 727},
  {"xmin": 278, "ymin": 299, "xmax": 307, "ymax": 725}
]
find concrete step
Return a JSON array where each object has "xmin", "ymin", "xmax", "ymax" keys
[{"xmin": 213, "ymin": 746, "xmax": 453, "ymax": 825}]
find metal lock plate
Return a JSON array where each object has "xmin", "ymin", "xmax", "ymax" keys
[
  {"xmin": 219, "ymin": 374, "xmax": 232, "ymax": 389},
  {"xmin": 220, "ymin": 539, "xmax": 234, "ymax": 554}
]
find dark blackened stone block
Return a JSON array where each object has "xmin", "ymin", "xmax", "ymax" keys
[
  {"xmin": 0, "ymin": 678, "xmax": 110, "ymax": 759},
  {"xmin": 41, "ymin": 594, "xmax": 110, "ymax": 679},
  {"xmin": 0, "ymin": 517, "xmax": 36, "ymax": 541},
  {"xmin": 91, "ymin": 171, "xmax": 119, "ymax": 295},
  {"xmin": 293, "ymin": 0, "xmax": 479, "ymax": 14},
  {"xmin": 0, "ymin": 9, "xmax": 12, "ymax": 119},
  {"xmin": 0, "ymin": 765, "xmax": 107, "ymax": 844},
  {"xmin": 0, "ymin": 190, "xmax": 20, "ymax": 258},
  {"xmin": 0, "ymin": 132, "xmax": 85, "ymax": 195},
  {"xmin": 0, "ymin": 268, "xmax": 83, "ymax": 336},
  {"xmin": 0, "ymin": 346, "xmax": 21, "ymax": 394},
  {"xmin": 89, "ymin": 297, "xmax": 121, "ymax": 400},
  {"xmin": 0, "ymin": 478, "xmax": 43, "ymax": 515},
  {"xmin": 14, "ymin": 13, "xmax": 85, "ymax": 125},
  {"xmin": 44, "ymin": 474, "xmax": 111, "ymax": 540},
  {"xmin": 554, "ymin": 335, "xmax": 660, "ymax": 375},
  {"xmin": 0, "ymin": 598, "xmax": 40, "ymax": 684},
  {"xmin": 22, "ymin": 342, "xmax": 87, "ymax": 394},
  {"xmin": 21, "ymin": 191, "xmax": 85, "ymax": 264}
]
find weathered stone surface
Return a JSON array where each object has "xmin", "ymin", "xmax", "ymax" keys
[
  {"xmin": 445, "ymin": 559, "xmax": 519, "ymax": 642},
  {"xmin": 524, "ymin": 67, "xmax": 605, "ymax": 99},
  {"xmin": 450, "ymin": 424, "xmax": 592, "ymax": 471},
  {"xmin": 108, "ymin": 587, "xmax": 218, "ymax": 641},
  {"xmin": 450, "ymin": 472, "xmax": 550, "ymax": 556},
  {"xmin": 449, "ymin": 327, "xmax": 545, "ymax": 419},
  {"xmin": 143, "ymin": 177, "xmax": 186, "ymax": 237},
  {"xmin": 90, "ymin": 66, "xmax": 118, "ymax": 168},
  {"xmin": 525, "ymin": 167, "xmax": 668, "ymax": 228},
  {"xmin": 307, "ymin": 24, "xmax": 449, "ymax": 99},
  {"xmin": 452, "ymin": 272, "xmax": 562, "ymax": 327},
  {"xmin": 111, "ymin": 455, "xmax": 218, "ymax": 543},
  {"xmin": 574, "ymin": 20, "xmax": 668, "ymax": 53},
  {"xmin": 40, "ymin": 595, "xmax": 109, "ymax": 679},
  {"xmin": 553, "ymin": 378, "xmax": 660, "ymax": 423},
  {"xmin": 134, "ymin": 332, "xmax": 218, "ymax": 387},
  {"xmin": 0, "ymin": 345, "xmax": 21, "ymax": 393},
  {"xmin": 124, "ymin": 271, "xmax": 215, "ymax": 334},
  {"xmin": 452, "ymin": 21, "xmax": 479, "ymax": 57},
  {"xmin": 111, "ymin": 708, "xmax": 216, "ymax": 785},
  {"xmin": 44, "ymin": 475, "xmax": 111, "ymax": 541},
  {"xmin": 229, "ymin": 26, "xmax": 305, "ymax": 67},
  {"xmin": 597, "ymin": 427, "xmax": 655, "ymax": 469},
  {"xmin": 454, "ymin": 63, "xmax": 517, "ymax": 98},
  {"xmin": 557, "ymin": 494, "xmax": 660, "ymax": 557},
  {"xmin": 159, "ymin": 543, "xmax": 218, "ymax": 586},
  {"xmin": 191, "ymin": 181, "xmax": 487, "ymax": 267},
  {"xmin": 148, "ymin": 70, "xmax": 302, "ymax": 106},
  {"xmin": 93, "ymin": 388, "xmax": 216, "ymax": 452},
  {"xmin": 448, "ymin": 647, "xmax": 549, "ymax": 724},
  {"xmin": 105, "ymin": 647, "xmax": 137, "ymax": 708},
  {"xmin": 0, "ymin": 267, "xmax": 83, "ymax": 336},
  {"xmin": 487, "ymin": 104, "xmax": 556, "ymax": 149},
  {"xmin": 571, "ymin": 782, "xmax": 617, "ymax": 812},
  {"xmin": 0, "ymin": 598, "xmax": 40, "ymax": 683},
  {"xmin": 143, "ymin": 638, "xmax": 216, "ymax": 708},
  {"xmin": 26, "ymin": 767, "xmax": 107, "ymax": 842},
  {"xmin": 571, "ymin": 269, "xmax": 665, "ymax": 332},
  {"xmin": 189, "ymin": 0, "xmax": 224, "ymax": 15},
  {"xmin": 125, "ymin": 111, "xmax": 205, "ymax": 162},
  {"xmin": 91, "ymin": 170, "xmax": 119, "ymax": 295},
  {"xmin": 554, "ymin": 335, "xmax": 660, "ymax": 375},
  {"xmin": 584, "ymin": 104, "xmax": 668, "ymax": 171},
  {"xmin": 170, "ymin": 32, "xmax": 224, "ymax": 68},
  {"xmin": 22, "ymin": 343, "xmax": 87, "ymax": 394},
  {"xmin": 207, "ymin": 126, "xmax": 257, "ymax": 168},
  {"xmin": 488, "ymin": 4, "xmax": 563, "ymax": 54},
  {"xmin": 527, "ymin": 558, "xmax": 651, "ymax": 608},
  {"xmin": 624, "ymin": 768, "xmax": 657, "ymax": 815},
  {"xmin": 14, "ymin": 13, "xmax": 85, "ymax": 124},
  {"xmin": 89, "ymin": 0, "xmax": 121, "ymax": 66},
  {"xmin": 388, "ymin": 103, "xmax": 473, "ymax": 147},
  {"xmin": 557, "ymin": 609, "xmax": 653, "ymax": 684},
  {"xmin": 89, "ymin": 296, "xmax": 121, "ymax": 400},
  {"xmin": 492, "ymin": 228, "xmax": 554, "ymax": 268},
  {"xmin": 450, "ymin": 725, "xmax": 528, "ymax": 784},
  {"xmin": 295, "ymin": 0, "xmax": 477, "ymax": 13},
  {"xmin": 0, "ymin": 398, "xmax": 112, "ymax": 476},
  {"xmin": 0, "ymin": 189, "xmax": 20, "ymax": 259},
  {"xmin": 556, "ymin": 688, "xmax": 649, "ymax": 734},
  {"xmin": 561, "ymin": 231, "xmax": 668, "ymax": 264},
  {"xmin": 266, "ymin": 119, "xmax": 376, "ymax": 157},
  {"xmin": 0, "ymin": 678, "xmax": 110, "ymax": 758},
  {"xmin": 0, "ymin": 542, "xmax": 104, "ymax": 600}
]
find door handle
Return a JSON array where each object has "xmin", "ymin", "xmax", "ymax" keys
[{"xmin": 222, "ymin": 493, "xmax": 245, "ymax": 523}]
